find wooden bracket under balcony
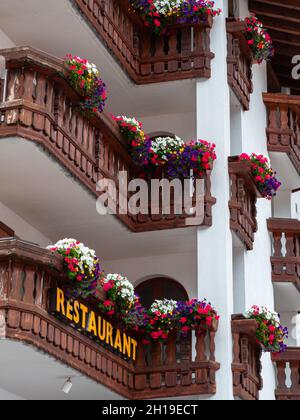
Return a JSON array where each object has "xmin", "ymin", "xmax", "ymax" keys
[
  {"xmin": 229, "ymin": 157, "xmax": 262, "ymax": 250},
  {"xmin": 267, "ymin": 218, "xmax": 300, "ymax": 291},
  {"xmin": 232, "ymin": 315, "xmax": 263, "ymax": 401},
  {"xmin": 73, "ymin": 0, "xmax": 215, "ymax": 84},
  {"xmin": 0, "ymin": 46, "xmax": 216, "ymax": 232},
  {"xmin": 272, "ymin": 348, "xmax": 300, "ymax": 400},
  {"xmin": 227, "ymin": 19, "xmax": 254, "ymax": 111},
  {"xmin": 263, "ymin": 93, "xmax": 300, "ymax": 176},
  {"xmin": 0, "ymin": 238, "xmax": 221, "ymax": 399},
  {"xmin": 0, "ymin": 221, "xmax": 14, "ymax": 238}
]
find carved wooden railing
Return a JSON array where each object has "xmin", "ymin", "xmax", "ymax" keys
[
  {"xmin": 227, "ymin": 19, "xmax": 253, "ymax": 111},
  {"xmin": 232, "ymin": 315, "xmax": 263, "ymax": 400},
  {"xmin": 229, "ymin": 157, "xmax": 261, "ymax": 250},
  {"xmin": 264, "ymin": 93, "xmax": 300, "ymax": 175},
  {"xmin": 73, "ymin": 0, "xmax": 215, "ymax": 84},
  {"xmin": 0, "ymin": 46, "xmax": 216, "ymax": 231},
  {"xmin": 267, "ymin": 218, "xmax": 300, "ymax": 291},
  {"xmin": 0, "ymin": 238, "xmax": 220, "ymax": 399},
  {"xmin": 272, "ymin": 348, "xmax": 300, "ymax": 400}
]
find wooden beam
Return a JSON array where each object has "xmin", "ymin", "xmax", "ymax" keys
[
  {"xmin": 0, "ymin": 222, "xmax": 14, "ymax": 238},
  {"xmin": 250, "ymin": 0, "xmax": 300, "ymax": 11},
  {"xmin": 249, "ymin": 0, "xmax": 300, "ymax": 22}
]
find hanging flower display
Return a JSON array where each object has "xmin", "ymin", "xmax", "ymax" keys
[
  {"xmin": 47, "ymin": 239, "xmax": 219, "ymax": 342},
  {"xmin": 64, "ymin": 55, "xmax": 107, "ymax": 115},
  {"xmin": 239, "ymin": 153, "xmax": 281, "ymax": 199},
  {"xmin": 113, "ymin": 115, "xmax": 216, "ymax": 178},
  {"xmin": 167, "ymin": 139, "xmax": 216, "ymax": 178},
  {"xmin": 129, "ymin": 0, "xmax": 222, "ymax": 34},
  {"xmin": 246, "ymin": 306, "xmax": 288, "ymax": 354},
  {"xmin": 145, "ymin": 299, "xmax": 178, "ymax": 341},
  {"xmin": 112, "ymin": 116, "xmax": 152, "ymax": 166},
  {"xmin": 99, "ymin": 274, "xmax": 137, "ymax": 317},
  {"xmin": 150, "ymin": 136, "xmax": 185, "ymax": 166},
  {"xmin": 47, "ymin": 239, "xmax": 102, "ymax": 298},
  {"xmin": 175, "ymin": 299, "xmax": 219, "ymax": 336},
  {"xmin": 244, "ymin": 16, "xmax": 274, "ymax": 63}
]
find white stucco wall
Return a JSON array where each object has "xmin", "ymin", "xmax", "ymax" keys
[
  {"xmin": 102, "ymin": 251, "xmax": 197, "ymax": 298},
  {"xmin": 0, "ymin": 28, "xmax": 14, "ymax": 49},
  {"xmin": 138, "ymin": 112, "xmax": 196, "ymax": 142},
  {"xmin": 0, "ymin": 201, "xmax": 51, "ymax": 247},
  {"xmin": 197, "ymin": 0, "xmax": 234, "ymax": 400}
]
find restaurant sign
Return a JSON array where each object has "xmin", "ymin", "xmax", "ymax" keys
[{"xmin": 49, "ymin": 288, "xmax": 138, "ymax": 361}]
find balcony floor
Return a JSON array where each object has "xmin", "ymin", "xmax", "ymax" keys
[{"xmin": 0, "ymin": 340, "xmax": 122, "ymax": 400}]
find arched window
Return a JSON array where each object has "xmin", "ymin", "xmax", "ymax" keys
[
  {"xmin": 147, "ymin": 131, "xmax": 176, "ymax": 141},
  {"xmin": 136, "ymin": 277, "xmax": 188, "ymax": 308}
]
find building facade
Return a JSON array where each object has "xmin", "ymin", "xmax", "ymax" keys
[{"xmin": 0, "ymin": 0, "xmax": 298, "ymax": 400}]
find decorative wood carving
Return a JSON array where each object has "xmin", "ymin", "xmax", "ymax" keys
[
  {"xmin": 272, "ymin": 348, "xmax": 300, "ymax": 400},
  {"xmin": 73, "ymin": 0, "xmax": 215, "ymax": 84},
  {"xmin": 227, "ymin": 19, "xmax": 253, "ymax": 111},
  {"xmin": 232, "ymin": 315, "xmax": 263, "ymax": 400},
  {"xmin": 228, "ymin": 157, "xmax": 262, "ymax": 250},
  {"xmin": 0, "ymin": 238, "xmax": 220, "ymax": 399},
  {"xmin": 264, "ymin": 93, "xmax": 300, "ymax": 176},
  {"xmin": 267, "ymin": 218, "xmax": 300, "ymax": 291},
  {"xmin": 0, "ymin": 46, "xmax": 216, "ymax": 232}
]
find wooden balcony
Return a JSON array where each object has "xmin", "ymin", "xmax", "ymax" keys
[
  {"xmin": 272, "ymin": 348, "xmax": 300, "ymax": 400},
  {"xmin": 73, "ymin": 0, "xmax": 215, "ymax": 84},
  {"xmin": 0, "ymin": 237, "xmax": 220, "ymax": 399},
  {"xmin": 229, "ymin": 157, "xmax": 262, "ymax": 250},
  {"xmin": 232, "ymin": 315, "xmax": 263, "ymax": 400},
  {"xmin": 227, "ymin": 19, "xmax": 253, "ymax": 111},
  {"xmin": 264, "ymin": 93, "xmax": 300, "ymax": 176},
  {"xmin": 0, "ymin": 46, "xmax": 216, "ymax": 232},
  {"xmin": 267, "ymin": 218, "xmax": 300, "ymax": 291}
]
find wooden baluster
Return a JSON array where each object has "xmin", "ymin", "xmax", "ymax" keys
[
  {"xmin": 232, "ymin": 332, "xmax": 241, "ymax": 391},
  {"xmin": 19, "ymin": 69, "xmax": 34, "ymax": 127},
  {"xmin": 273, "ymin": 232, "xmax": 284, "ymax": 276},
  {"xmin": 153, "ymin": 34, "xmax": 165, "ymax": 75},
  {"xmin": 280, "ymin": 105, "xmax": 291, "ymax": 146},
  {"xmin": 22, "ymin": 265, "xmax": 35, "ymax": 305},
  {"xmin": 167, "ymin": 28, "xmax": 178, "ymax": 73},
  {"xmin": 149, "ymin": 340, "xmax": 162, "ymax": 389},
  {"xmin": 285, "ymin": 233, "xmax": 296, "ymax": 277},
  {"xmin": 241, "ymin": 337, "xmax": 250, "ymax": 394},
  {"xmin": 165, "ymin": 330, "xmax": 177, "ymax": 388},
  {"xmin": 195, "ymin": 330, "xmax": 208, "ymax": 384},
  {"xmin": 32, "ymin": 73, "xmax": 46, "ymax": 131},
  {"xmin": 9, "ymin": 261, "xmax": 23, "ymax": 301},
  {"xmin": 134, "ymin": 341, "xmax": 147, "ymax": 391},
  {"xmin": 276, "ymin": 361, "xmax": 287, "ymax": 391},
  {"xmin": 180, "ymin": 333, "xmax": 192, "ymax": 386},
  {"xmin": 0, "ymin": 261, "xmax": 10, "ymax": 300},
  {"xmin": 267, "ymin": 105, "xmax": 279, "ymax": 146},
  {"xmin": 181, "ymin": 27, "xmax": 192, "ymax": 72},
  {"xmin": 140, "ymin": 33, "xmax": 152, "ymax": 77},
  {"xmin": 290, "ymin": 361, "xmax": 300, "ymax": 393},
  {"xmin": 194, "ymin": 26, "xmax": 205, "ymax": 70}
]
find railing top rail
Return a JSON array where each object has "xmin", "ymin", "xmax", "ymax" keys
[
  {"xmin": 0, "ymin": 237, "xmax": 63, "ymax": 269},
  {"xmin": 267, "ymin": 218, "xmax": 300, "ymax": 234},
  {"xmin": 263, "ymin": 92, "xmax": 300, "ymax": 107},
  {"xmin": 272, "ymin": 347, "xmax": 300, "ymax": 362}
]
